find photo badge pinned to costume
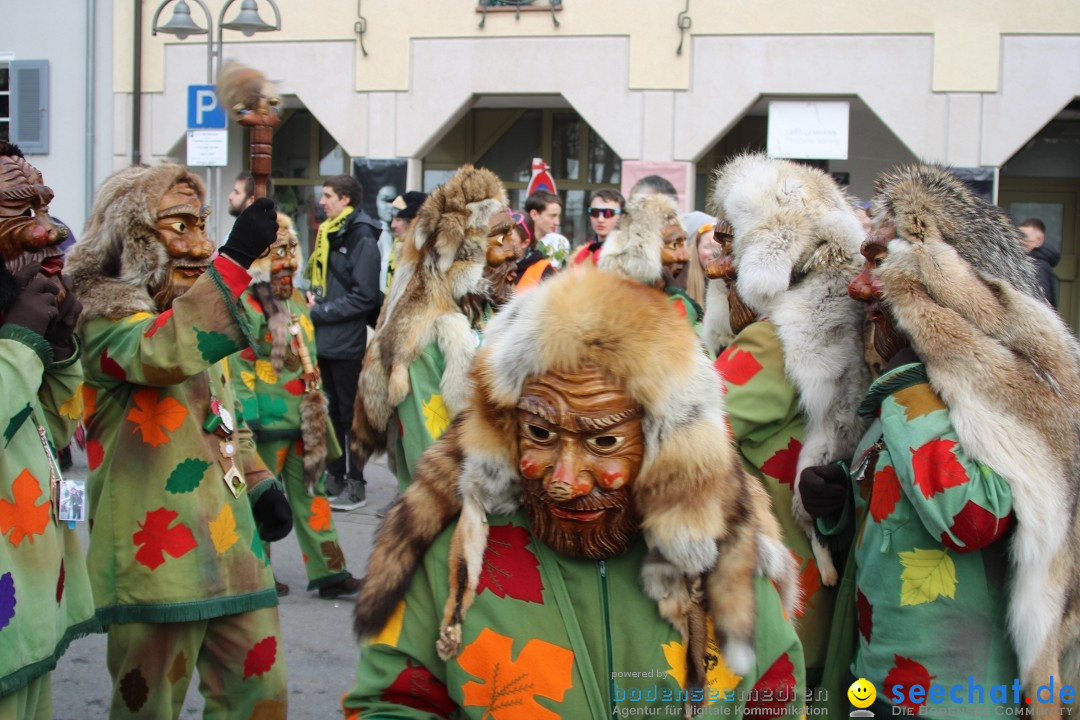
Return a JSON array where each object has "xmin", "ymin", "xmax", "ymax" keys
[{"xmin": 58, "ymin": 480, "xmax": 87, "ymax": 524}]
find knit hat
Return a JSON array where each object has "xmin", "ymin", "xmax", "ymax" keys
[{"xmin": 392, "ymin": 191, "xmax": 427, "ymax": 223}]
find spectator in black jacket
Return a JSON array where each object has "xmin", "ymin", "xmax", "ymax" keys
[
  {"xmin": 305, "ymin": 174, "xmax": 382, "ymax": 511},
  {"xmin": 1019, "ymin": 217, "xmax": 1060, "ymax": 308}
]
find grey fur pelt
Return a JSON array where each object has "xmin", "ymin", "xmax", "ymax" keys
[{"xmin": 598, "ymin": 193, "xmax": 680, "ymax": 286}]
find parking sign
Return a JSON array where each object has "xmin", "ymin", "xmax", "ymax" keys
[{"xmin": 187, "ymin": 85, "xmax": 226, "ymax": 129}]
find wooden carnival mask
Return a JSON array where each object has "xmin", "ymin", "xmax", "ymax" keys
[
  {"xmin": 261, "ymin": 216, "xmax": 300, "ymax": 299},
  {"xmin": 0, "ymin": 151, "xmax": 68, "ymax": 265},
  {"xmin": 849, "ymin": 221, "xmax": 909, "ymax": 362},
  {"xmin": 516, "ymin": 363, "xmax": 645, "ymax": 559},
  {"xmin": 150, "ymin": 181, "xmax": 214, "ymax": 310},
  {"xmin": 704, "ymin": 218, "xmax": 756, "ymax": 335},
  {"xmin": 660, "ymin": 218, "xmax": 689, "ymax": 280}
]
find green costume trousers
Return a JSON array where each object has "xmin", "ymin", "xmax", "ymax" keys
[{"xmin": 0, "ymin": 673, "xmax": 50, "ymax": 720}]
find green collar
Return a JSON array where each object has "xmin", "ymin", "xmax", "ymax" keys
[{"xmin": 857, "ymin": 362, "xmax": 929, "ymax": 418}]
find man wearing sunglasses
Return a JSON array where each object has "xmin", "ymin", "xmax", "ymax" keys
[{"xmin": 572, "ymin": 189, "xmax": 625, "ymax": 265}]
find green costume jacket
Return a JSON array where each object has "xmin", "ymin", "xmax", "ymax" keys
[
  {"xmin": 343, "ymin": 511, "xmax": 806, "ymax": 719},
  {"xmin": 387, "ymin": 342, "xmax": 449, "ymax": 493},
  {"xmin": 80, "ymin": 259, "xmax": 277, "ymax": 626},
  {"xmin": 0, "ymin": 326, "xmax": 97, "ymax": 697},
  {"xmin": 820, "ymin": 361, "xmax": 1017, "ymax": 713},
  {"xmin": 714, "ymin": 320, "xmax": 836, "ymax": 679}
]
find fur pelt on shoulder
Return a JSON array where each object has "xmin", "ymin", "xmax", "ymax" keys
[
  {"xmin": 701, "ymin": 278, "xmax": 735, "ymax": 354},
  {"xmin": 873, "ymin": 164, "xmax": 1080, "ymax": 697},
  {"xmin": 351, "ymin": 165, "xmax": 506, "ymax": 462},
  {"xmin": 66, "ymin": 164, "xmax": 207, "ymax": 324},
  {"xmin": 710, "ymin": 153, "xmax": 871, "ymax": 585},
  {"xmin": 598, "ymin": 193, "xmax": 680, "ymax": 286},
  {"xmin": 355, "ymin": 268, "xmax": 799, "ymax": 691}
]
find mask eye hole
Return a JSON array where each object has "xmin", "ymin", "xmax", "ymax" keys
[
  {"xmin": 523, "ymin": 424, "xmax": 554, "ymax": 443},
  {"xmin": 170, "ymin": 221, "xmax": 187, "ymax": 234},
  {"xmin": 275, "ymin": 247, "xmax": 287, "ymax": 257},
  {"xmin": 586, "ymin": 435, "xmax": 625, "ymax": 453}
]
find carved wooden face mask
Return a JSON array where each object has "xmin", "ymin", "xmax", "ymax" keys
[
  {"xmin": 266, "ymin": 222, "xmax": 300, "ymax": 299},
  {"xmin": 660, "ymin": 219, "xmax": 689, "ymax": 280},
  {"xmin": 0, "ymin": 152, "xmax": 68, "ymax": 264},
  {"xmin": 150, "ymin": 182, "xmax": 214, "ymax": 310},
  {"xmin": 517, "ymin": 363, "xmax": 645, "ymax": 559},
  {"xmin": 849, "ymin": 221, "xmax": 909, "ymax": 362}
]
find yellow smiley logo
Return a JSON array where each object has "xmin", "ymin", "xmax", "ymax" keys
[{"xmin": 848, "ymin": 678, "xmax": 877, "ymax": 709}]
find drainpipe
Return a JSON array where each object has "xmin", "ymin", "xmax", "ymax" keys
[
  {"xmin": 85, "ymin": 0, "xmax": 96, "ymax": 213},
  {"xmin": 132, "ymin": 0, "xmax": 142, "ymax": 166}
]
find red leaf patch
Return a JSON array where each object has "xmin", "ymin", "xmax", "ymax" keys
[
  {"xmin": 243, "ymin": 636, "xmax": 278, "ymax": 679},
  {"xmin": 714, "ymin": 346, "xmax": 764, "ymax": 387},
  {"xmin": 100, "ymin": 348, "xmax": 127, "ymax": 381},
  {"xmin": 239, "ymin": 347, "xmax": 257, "ymax": 362},
  {"xmin": 87, "ymin": 439, "xmax": 104, "ymax": 471},
  {"xmin": 760, "ymin": 437, "xmax": 802, "ymax": 490},
  {"xmin": 380, "ymin": 660, "xmax": 456, "ymax": 717},
  {"xmin": 132, "ymin": 508, "xmax": 198, "ymax": 570},
  {"xmin": 56, "ymin": 558, "xmax": 65, "ymax": 604},
  {"xmin": 910, "ymin": 439, "xmax": 968, "ymax": 498},
  {"xmin": 143, "ymin": 310, "xmax": 173, "ymax": 338},
  {"xmin": 120, "ymin": 667, "xmax": 149, "ymax": 712},
  {"xmin": 884, "ymin": 655, "xmax": 936, "ymax": 711},
  {"xmin": 856, "ymin": 588, "xmax": 872, "ymax": 643},
  {"xmin": 941, "ymin": 500, "xmax": 1013, "ymax": 552},
  {"xmin": 283, "ymin": 378, "xmax": 305, "ymax": 396},
  {"xmin": 744, "ymin": 652, "xmax": 797, "ymax": 718},
  {"xmin": 870, "ymin": 465, "xmax": 902, "ymax": 523},
  {"xmin": 477, "ymin": 524, "xmax": 544, "ymax": 603}
]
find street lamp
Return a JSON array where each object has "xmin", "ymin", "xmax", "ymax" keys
[
  {"xmin": 217, "ymin": 0, "xmax": 281, "ymax": 65},
  {"xmin": 152, "ymin": 0, "xmax": 214, "ymax": 83}
]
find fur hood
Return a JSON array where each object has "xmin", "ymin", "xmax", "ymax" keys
[
  {"xmin": 710, "ymin": 153, "xmax": 871, "ymax": 585},
  {"xmin": 66, "ymin": 164, "xmax": 207, "ymax": 323},
  {"xmin": 351, "ymin": 165, "xmax": 507, "ymax": 462},
  {"xmin": 355, "ymin": 268, "xmax": 799, "ymax": 687},
  {"xmin": 598, "ymin": 193, "xmax": 680, "ymax": 286},
  {"xmin": 873, "ymin": 164, "xmax": 1080, "ymax": 693}
]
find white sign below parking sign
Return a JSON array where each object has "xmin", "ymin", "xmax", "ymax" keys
[{"xmin": 187, "ymin": 130, "xmax": 228, "ymax": 167}]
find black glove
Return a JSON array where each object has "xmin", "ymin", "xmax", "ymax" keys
[
  {"xmin": 3, "ymin": 263, "xmax": 59, "ymax": 337},
  {"xmin": 799, "ymin": 463, "xmax": 850, "ymax": 520},
  {"xmin": 882, "ymin": 345, "xmax": 920, "ymax": 374},
  {"xmin": 220, "ymin": 197, "xmax": 278, "ymax": 269},
  {"xmin": 43, "ymin": 274, "xmax": 81, "ymax": 361},
  {"xmin": 252, "ymin": 486, "xmax": 293, "ymax": 542}
]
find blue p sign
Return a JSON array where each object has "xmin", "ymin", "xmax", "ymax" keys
[{"xmin": 187, "ymin": 85, "xmax": 227, "ymax": 129}]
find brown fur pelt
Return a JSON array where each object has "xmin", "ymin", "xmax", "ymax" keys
[
  {"xmin": 217, "ymin": 60, "xmax": 276, "ymax": 115},
  {"xmin": 299, "ymin": 389, "xmax": 329, "ymax": 491},
  {"xmin": 351, "ymin": 165, "xmax": 506, "ymax": 463},
  {"xmin": 710, "ymin": 153, "xmax": 871, "ymax": 586},
  {"xmin": 355, "ymin": 268, "xmax": 800, "ymax": 684},
  {"xmin": 67, "ymin": 164, "xmax": 207, "ymax": 324},
  {"xmin": 598, "ymin": 193, "xmax": 680, "ymax": 286},
  {"xmin": 873, "ymin": 164, "xmax": 1080, "ymax": 697}
]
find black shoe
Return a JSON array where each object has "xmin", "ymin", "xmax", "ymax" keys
[
  {"xmin": 275, "ymin": 579, "xmax": 290, "ymax": 597},
  {"xmin": 318, "ymin": 574, "xmax": 361, "ymax": 599}
]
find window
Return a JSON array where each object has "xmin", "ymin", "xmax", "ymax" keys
[
  {"xmin": 0, "ymin": 62, "xmax": 9, "ymax": 143},
  {"xmin": 5, "ymin": 60, "xmax": 49, "ymax": 153}
]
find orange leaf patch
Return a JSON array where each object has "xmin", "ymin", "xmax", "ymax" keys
[
  {"xmin": 127, "ymin": 388, "xmax": 188, "ymax": 447},
  {"xmin": 0, "ymin": 470, "xmax": 51, "ymax": 546},
  {"xmin": 458, "ymin": 628, "xmax": 573, "ymax": 720},
  {"xmin": 308, "ymin": 497, "xmax": 331, "ymax": 533}
]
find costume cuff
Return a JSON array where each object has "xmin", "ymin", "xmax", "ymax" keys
[
  {"xmin": 0, "ymin": 323, "xmax": 53, "ymax": 367},
  {"xmin": 213, "ymin": 255, "xmax": 253, "ymax": 298}
]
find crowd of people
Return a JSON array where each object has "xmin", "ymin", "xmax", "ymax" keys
[{"xmin": 2, "ymin": 141, "xmax": 1079, "ymax": 720}]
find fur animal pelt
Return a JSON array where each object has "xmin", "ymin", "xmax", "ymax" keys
[
  {"xmin": 710, "ymin": 153, "xmax": 871, "ymax": 585},
  {"xmin": 355, "ymin": 268, "xmax": 800, "ymax": 692},
  {"xmin": 702, "ymin": 278, "xmax": 735, "ymax": 354},
  {"xmin": 66, "ymin": 164, "xmax": 206, "ymax": 324},
  {"xmin": 351, "ymin": 165, "xmax": 506, "ymax": 462},
  {"xmin": 872, "ymin": 164, "xmax": 1080, "ymax": 697},
  {"xmin": 598, "ymin": 193, "xmax": 680, "ymax": 286}
]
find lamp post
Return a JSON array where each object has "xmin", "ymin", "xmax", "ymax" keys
[
  {"xmin": 151, "ymin": 0, "xmax": 214, "ymax": 83},
  {"xmin": 217, "ymin": 0, "xmax": 281, "ymax": 68}
]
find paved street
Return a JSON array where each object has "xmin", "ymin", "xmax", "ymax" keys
[{"xmin": 50, "ymin": 445, "xmax": 392, "ymax": 719}]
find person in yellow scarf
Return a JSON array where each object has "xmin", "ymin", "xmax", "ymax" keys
[{"xmin": 303, "ymin": 174, "xmax": 383, "ymax": 518}]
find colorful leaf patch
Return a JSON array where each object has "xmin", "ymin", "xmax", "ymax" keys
[
  {"xmin": 884, "ymin": 655, "xmax": 936, "ymax": 711},
  {"xmin": 120, "ymin": 667, "xmax": 149, "ymax": 712},
  {"xmin": 321, "ymin": 541, "xmax": 345, "ymax": 572},
  {"xmin": 0, "ymin": 470, "xmax": 51, "ymax": 546},
  {"xmin": 380, "ymin": 659, "xmax": 456, "ymax": 717},
  {"xmin": 82, "ymin": 385, "xmax": 98, "ymax": 422},
  {"xmin": 87, "ymin": 439, "xmax": 105, "ymax": 471},
  {"xmin": 856, "ymin": 588, "xmax": 872, "ymax": 643},
  {"xmin": 422, "ymin": 394, "xmax": 451, "ymax": 440},
  {"xmin": 58, "ymin": 387, "xmax": 83, "ymax": 420},
  {"xmin": 3, "ymin": 403, "xmax": 32, "ymax": 446},
  {"xmin": 910, "ymin": 439, "xmax": 968, "ymax": 498},
  {"xmin": 251, "ymin": 531, "xmax": 270, "ymax": 566},
  {"xmin": 458, "ymin": 628, "xmax": 574, "ymax": 720},
  {"xmin": 941, "ymin": 500, "xmax": 1013, "ymax": 552},
  {"xmin": 744, "ymin": 653, "xmax": 797, "ymax": 718},
  {"xmin": 127, "ymin": 388, "xmax": 188, "ymax": 447},
  {"xmin": 209, "ymin": 504, "xmax": 239, "ymax": 554},
  {"xmin": 56, "ymin": 558, "xmax": 65, "ymax": 604},
  {"xmin": 714, "ymin": 346, "xmax": 764, "ymax": 387},
  {"xmin": 255, "ymin": 359, "xmax": 278, "ymax": 385},
  {"xmin": 308, "ymin": 497, "xmax": 332, "ymax": 533},
  {"xmin": 195, "ymin": 328, "xmax": 238, "ymax": 363},
  {"xmin": 371, "ymin": 600, "xmax": 405, "ymax": 648},
  {"xmin": 167, "ymin": 650, "xmax": 188, "ymax": 684},
  {"xmin": 143, "ymin": 310, "xmax": 173, "ymax": 338},
  {"xmin": 165, "ymin": 458, "xmax": 210, "ymax": 494},
  {"xmin": 661, "ymin": 618, "xmax": 741, "ymax": 703},
  {"xmin": 869, "ymin": 465, "xmax": 902, "ymax": 523},
  {"xmin": 892, "ymin": 384, "xmax": 946, "ymax": 421},
  {"xmin": 477, "ymin": 524, "xmax": 544, "ymax": 603},
  {"xmin": 243, "ymin": 636, "xmax": 278, "ymax": 679},
  {"xmin": 760, "ymin": 437, "xmax": 802, "ymax": 490},
  {"xmin": 100, "ymin": 348, "xmax": 127, "ymax": 381},
  {"xmin": 795, "ymin": 554, "xmax": 820, "ymax": 619},
  {"xmin": 0, "ymin": 572, "xmax": 15, "ymax": 631},
  {"xmin": 132, "ymin": 508, "xmax": 198, "ymax": 570},
  {"xmin": 899, "ymin": 548, "xmax": 957, "ymax": 606},
  {"xmin": 249, "ymin": 700, "xmax": 287, "ymax": 720}
]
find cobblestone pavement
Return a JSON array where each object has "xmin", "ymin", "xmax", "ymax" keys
[{"xmin": 50, "ymin": 445, "xmax": 392, "ymax": 719}]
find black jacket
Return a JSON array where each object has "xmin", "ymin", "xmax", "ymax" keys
[
  {"xmin": 310, "ymin": 209, "xmax": 382, "ymax": 360},
  {"xmin": 1029, "ymin": 244, "xmax": 1061, "ymax": 308}
]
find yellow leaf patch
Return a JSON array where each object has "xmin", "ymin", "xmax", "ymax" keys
[
  {"xmin": 370, "ymin": 600, "xmax": 405, "ymax": 648},
  {"xmin": 59, "ymin": 384, "xmax": 84, "ymax": 420},
  {"xmin": 299, "ymin": 314, "xmax": 314, "ymax": 343},
  {"xmin": 422, "ymin": 394, "xmax": 451, "ymax": 440},
  {"xmin": 892, "ymin": 384, "xmax": 947, "ymax": 421},
  {"xmin": 899, "ymin": 547, "xmax": 957, "ymax": 606},
  {"xmin": 255, "ymin": 360, "xmax": 278, "ymax": 385},
  {"xmin": 241, "ymin": 371, "xmax": 256, "ymax": 392},
  {"xmin": 209, "ymin": 504, "xmax": 239, "ymax": 554},
  {"xmin": 662, "ymin": 617, "xmax": 742, "ymax": 703}
]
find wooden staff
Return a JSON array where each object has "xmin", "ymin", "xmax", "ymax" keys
[{"xmin": 216, "ymin": 60, "xmax": 280, "ymax": 200}]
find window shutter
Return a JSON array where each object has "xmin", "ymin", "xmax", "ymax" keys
[{"xmin": 11, "ymin": 60, "xmax": 49, "ymax": 154}]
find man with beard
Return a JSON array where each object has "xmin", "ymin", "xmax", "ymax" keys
[
  {"xmin": 707, "ymin": 154, "xmax": 870, "ymax": 695},
  {"xmin": 229, "ymin": 213, "xmax": 361, "ymax": 599},
  {"xmin": 66, "ymin": 165, "xmax": 292, "ymax": 719},
  {"xmin": 351, "ymin": 166, "xmax": 518, "ymax": 497},
  {"xmin": 0, "ymin": 142, "xmax": 97, "ymax": 717},
  {"xmin": 227, "ymin": 171, "xmax": 274, "ymax": 218},
  {"xmin": 345, "ymin": 269, "xmax": 805, "ymax": 719},
  {"xmin": 799, "ymin": 165, "xmax": 1080, "ymax": 715}
]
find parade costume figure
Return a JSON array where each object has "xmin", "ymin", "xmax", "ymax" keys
[
  {"xmin": 67, "ymin": 165, "xmax": 291, "ymax": 719},
  {"xmin": 351, "ymin": 166, "xmax": 511, "ymax": 492},
  {"xmin": 229, "ymin": 213, "xmax": 358, "ymax": 596},
  {"xmin": 804, "ymin": 165, "xmax": 1080, "ymax": 713},
  {"xmin": 708, "ymin": 155, "xmax": 869, "ymax": 682},
  {"xmin": 0, "ymin": 143, "xmax": 98, "ymax": 719},
  {"xmin": 346, "ymin": 269, "xmax": 804, "ymax": 719},
  {"xmin": 597, "ymin": 193, "xmax": 702, "ymax": 330}
]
